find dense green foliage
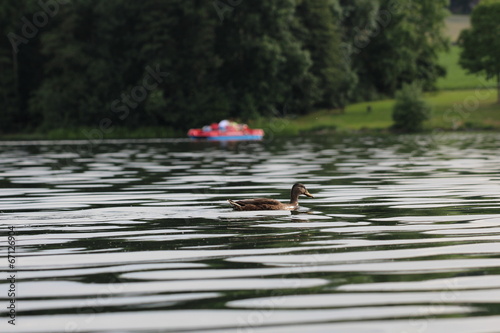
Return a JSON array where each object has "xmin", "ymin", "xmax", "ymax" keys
[
  {"xmin": 458, "ymin": 0, "xmax": 500, "ymax": 103},
  {"xmin": 391, "ymin": 82, "xmax": 431, "ymax": 132},
  {"xmin": 1, "ymin": 0, "xmax": 449, "ymax": 135},
  {"xmin": 340, "ymin": 0, "xmax": 449, "ymax": 100}
]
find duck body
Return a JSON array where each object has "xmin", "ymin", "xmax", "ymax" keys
[
  {"xmin": 228, "ymin": 183, "xmax": 313, "ymax": 211},
  {"xmin": 228, "ymin": 198, "xmax": 298, "ymax": 211}
]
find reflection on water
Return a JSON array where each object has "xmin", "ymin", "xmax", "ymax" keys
[{"xmin": 2, "ymin": 133, "xmax": 500, "ymax": 332}]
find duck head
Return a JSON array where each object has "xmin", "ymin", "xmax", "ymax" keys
[{"xmin": 290, "ymin": 183, "xmax": 314, "ymax": 204}]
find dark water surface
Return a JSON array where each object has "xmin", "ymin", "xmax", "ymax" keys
[{"xmin": 2, "ymin": 133, "xmax": 500, "ymax": 332}]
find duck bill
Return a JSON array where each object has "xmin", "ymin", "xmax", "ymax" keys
[{"xmin": 304, "ymin": 191, "xmax": 314, "ymax": 198}]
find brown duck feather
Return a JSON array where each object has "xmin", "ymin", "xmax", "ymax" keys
[{"xmin": 228, "ymin": 198, "xmax": 295, "ymax": 211}]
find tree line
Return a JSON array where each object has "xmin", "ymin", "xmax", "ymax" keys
[{"xmin": 0, "ymin": 0, "xmax": 449, "ymax": 135}]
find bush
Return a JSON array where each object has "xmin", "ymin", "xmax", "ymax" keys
[{"xmin": 392, "ymin": 82, "xmax": 431, "ymax": 132}]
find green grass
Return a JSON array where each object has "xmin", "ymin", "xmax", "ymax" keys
[
  {"xmin": 426, "ymin": 89, "xmax": 500, "ymax": 129},
  {"xmin": 436, "ymin": 46, "xmax": 496, "ymax": 90},
  {"xmin": 1, "ymin": 126, "xmax": 182, "ymax": 141},
  {"xmin": 46, "ymin": 126, "xmax": 182, "ymax": 140},
  {"xmin": 249, "ymin": 100, "xmax": 395, "ymax": 136},
  {"xmin": 252, "ymin": 88, "xmax": 499, "ymax": 135},
  {"xmin": 300, "ymin": 100, "xmax": 395, "ymax": 131}
]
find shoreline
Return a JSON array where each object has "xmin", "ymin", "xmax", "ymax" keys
[
  {"xmin": 2, "ymin": 87, "xmax": 498, "ymax": 142},
  {"xmin": 1, "ymin": 124, "xmax": 499, "ymax": 143}
]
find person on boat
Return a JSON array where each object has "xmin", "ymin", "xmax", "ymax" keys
[{"xmin": 218, "ymin": 119, "xmax": 230, "ymax": 131}]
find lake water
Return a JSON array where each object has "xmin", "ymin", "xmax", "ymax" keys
[{"xmin": 2, "ymin": 132, "xmax": 500, "ymax": 332}]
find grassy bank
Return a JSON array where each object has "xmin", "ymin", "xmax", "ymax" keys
[
  {"xmin": 6, "ymin": 89, "xmax": 499, "ymax": 141},
  {"xmin": 251, "ymin": 88, "xmax": 499, "ymax": 136},
  {"xmin": 0, "ymin": 127, "xmax": 182, "ymax": 141},
  {"xmin": 436, "ymin": 46, "xmax": 496, "ymax": 90}
]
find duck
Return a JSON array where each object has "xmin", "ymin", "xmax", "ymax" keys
[{"xmin": 228, "ymin": 183, "xmax": 314, "ymax": 211}]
